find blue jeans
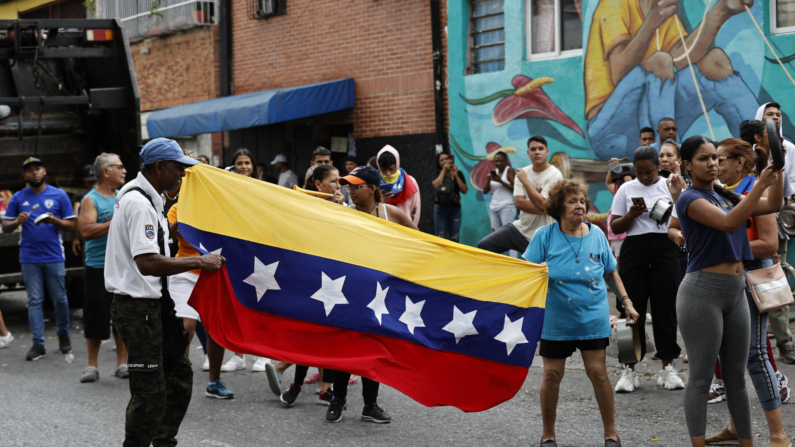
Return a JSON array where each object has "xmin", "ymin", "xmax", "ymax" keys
[
  {"xmin": 21, "ymin": 262, "xmax": 70, "ymax": 346},
  {"xmin": 434, "ymin": 204, "xmax": 462, "ymax": 242},
  {"xmin": 488, "ymin": 204, "xmax": 516, "ymax": 231},
  {"xmin": 587, "ymin": 65, "xmax": 759, "ymax": 160}
]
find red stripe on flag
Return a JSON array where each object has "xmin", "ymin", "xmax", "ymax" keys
[{"xmin": 189, "ymin": 267, "xmax": 529, "ymax": 412}]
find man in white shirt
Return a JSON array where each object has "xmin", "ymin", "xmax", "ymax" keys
[
  {"xmin": 106, "ymin": 138, "xmax": 224, "ymax": 446},
  {"xmin": 272, "ymin": 154, "xmax": 298, "ymax": 188},
  {"xmin": 477, "ymin": 136, "xmax": 563, "ymax": 254}
]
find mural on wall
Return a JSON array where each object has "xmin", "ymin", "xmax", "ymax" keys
[{"xmin": 448, "ymin": 0, "xmax": 795, "ymax": 247}]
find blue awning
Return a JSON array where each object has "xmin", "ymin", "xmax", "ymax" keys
[{"xmin": 146, "ymin": 78, "xmax": 355, "ymax": 138}]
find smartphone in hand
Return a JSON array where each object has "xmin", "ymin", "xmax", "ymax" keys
[{"xmin": 631, "ymin": 197, "xmax": 647, "ymax": 211}]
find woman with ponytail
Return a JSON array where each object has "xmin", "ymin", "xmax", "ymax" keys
[
  {"xmin": 685, "ymin": 138, "xmax": 790, "ymax": 447},
  {"xmin": 672, "ymin": 135, "xmax": 784, "ymax": 447}
]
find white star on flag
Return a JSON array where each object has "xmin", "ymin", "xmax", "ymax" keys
[
  {"xmin": 442, "ymin": 306, "xmax": 479, "ymax": 344},
  {"xmin": 367, "ymin": 282, "xmax": 390, "ymax": 325},
  {"xmin": 399, "ymin": 296, "xmax": 425, "ymax": 335},
  {"xmin": 311, "ymin": 273, "xmax": 348, "ymax": 317},
  {"xmin": 199, "ymin": 242, "xmax": 222, "ymax": 255},
  {"xmin": 243, "ymin": 257, "xmax": 280, "ymax": 302},
  {"xmin": 494, "ymin": 315, "xmax": 528, "ymax": 355}
]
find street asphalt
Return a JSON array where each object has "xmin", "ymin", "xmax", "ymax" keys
[{"xmin": 0, "ymin": 290, "xmax": 792, "ymax": 447}]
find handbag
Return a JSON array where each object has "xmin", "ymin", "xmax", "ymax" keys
[{"xmin": 745, "ymin": 262, "xmax": 794, "ymax": 313}]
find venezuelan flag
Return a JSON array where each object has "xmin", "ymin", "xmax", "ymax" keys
[{"xmin": 181, "ymin": 164, "xmax": 548, "ymax": 412}]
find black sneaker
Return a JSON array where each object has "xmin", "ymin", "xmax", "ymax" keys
[
  {"xmin": 280, "ymin": 382, "xmax": 302, "ymax": 406},
  {"xmin": 325, "ymin": 397, "xmax": 347, "ymax": 423},
  {"xmin": 361, "ymin": 403, "xmax": 391, "ymax": 423},
  {"xmin": 318, "ymin": 389, "xmax": 333, "ymax": 406},
  {"xmin": 26, "ymin": 344, "xmax": 46, "ymax": 361},
  {"xmin": 59, "ymin": 335, "xmax": 72, "ymax": 354}
]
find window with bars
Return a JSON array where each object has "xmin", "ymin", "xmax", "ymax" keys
[
  {"xmin": 93, "ymin": 0, "xmax": 217, "ymax": 42},
  {"xmin": 772, "ymin": 0, "xmax": 795, "ymax": 34},
  {"xmin": 527, "ymin": 0, "xmax": 583, "ymax": 60},
  {"xmin": 247, "ymin": 0, "xmax": 287, "ymax": 20},
  {"xmin": 468, "ymin": 0, "xmax": 505, "ymax": 74}
]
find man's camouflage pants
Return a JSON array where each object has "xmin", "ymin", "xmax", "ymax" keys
[{"xmin": 111, "ymin": 295, "xmax": 193, "ymax": 447}]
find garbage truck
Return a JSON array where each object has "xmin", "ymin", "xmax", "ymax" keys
[{"xmin": 0, "ymin": 18, "xmax": 141, "ymax": 306}]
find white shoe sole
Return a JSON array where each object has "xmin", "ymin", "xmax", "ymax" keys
[
  {"xmin": 707, "ymin": 395, "xmax": 725, "ymax": 404},
  {"xmin": 202, "ymin": 364, "xmax": 210, "ymax": 372},
  {"xmin": 252, "ymin": 364, "xmax": 267, "ymax": 372}
]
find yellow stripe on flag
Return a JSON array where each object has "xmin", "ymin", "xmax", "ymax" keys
[{"xmin": 179, "ymin": 164, "xmax": 548, "ymax": 309}]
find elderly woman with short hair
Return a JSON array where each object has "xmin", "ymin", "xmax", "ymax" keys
[{"xmin": 523, "ymin": 178, "xmax": 638, "ymax": 447}]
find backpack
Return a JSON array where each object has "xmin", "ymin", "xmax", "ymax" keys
[{"xmin": 435, "ymin": 175, "xmax": 458, "ymax": 207}]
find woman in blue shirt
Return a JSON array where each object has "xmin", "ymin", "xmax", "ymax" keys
[
  {"xmin": 524, "ymin": 179, "xmax": 638, "ymax": 447},
  {"xmin": 674, "ymin": 135, "xmax": 783, "ymax": 447}
]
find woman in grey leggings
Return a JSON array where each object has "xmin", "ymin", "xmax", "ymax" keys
[{"xmin": 674, "ymin": 135, "xmax": 784, "ymax": 447}]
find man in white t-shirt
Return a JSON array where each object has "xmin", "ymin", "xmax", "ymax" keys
[{"xmin": 477, "ymin": 136, "xmax": 563, "ymax": 254}]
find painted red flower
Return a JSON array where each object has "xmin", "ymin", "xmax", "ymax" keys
[{"xmin": 461, "ymin": 75, "xmax": 583, "ymax": 136}]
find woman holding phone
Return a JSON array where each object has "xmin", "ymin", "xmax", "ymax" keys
[
  {"xmin": 609, "ymin": 146, "xmax": 685, "ymax": 394},
  {"xmin": 432, "ymin": 152, "xmax": 468, "ymax": 242},
  {"xmin": 673, "ymin": 135, "xmax": 784, "ymax": 447},
  {"xmin": 483, "ymin": 151, "xmax": 517, "ymax": 236}
]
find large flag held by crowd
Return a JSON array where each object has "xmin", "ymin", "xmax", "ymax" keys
[{"xmin": 180, "ymin": 164, "xmax": 548, "ymax": 412}]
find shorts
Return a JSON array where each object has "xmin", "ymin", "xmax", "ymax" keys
[
  {"xmin": 83, "ymin": 266, "xmax": 116, "ymax": 340},
  {"xmin": 539, "ymin": 337, "xmax": 610, "ymax": 359},
  {"xmin": 169, "ymin": 271, "xmax": 200, "ymax": 320},
  {"xmin": 610, "ymin": 240, "xmax": 624, "ymax": 258}
]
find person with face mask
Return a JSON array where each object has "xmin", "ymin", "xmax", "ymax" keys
[
  {"xmin": 2, "ymin": 157, "xmax": 76, "ymax": 361},
  {"xmin": 376, "ymin": 145, "xmax": 421, "ymax": 226}
]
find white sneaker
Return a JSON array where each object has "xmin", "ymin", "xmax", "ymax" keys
[
  {"xmin": 220, "ymin": 355, "xmax": 246, "ymax": 372},
  {"xmin": 202, "ymin": 355, "xmax": 210, "ymax": 372},
  {"xmin": 660, "ymin": 364, "xmax": 685, "ymax": 390},
  {"xmin": 252, "ymin": 357, "xmax": 271, "ymax": 372},
  {"xmin": 615, "ymin": 365, "xmax": 635, "ymax": 393},
  {"xmin": 0, "ymin": 332, "xmax": 13, "ymax": 349}
]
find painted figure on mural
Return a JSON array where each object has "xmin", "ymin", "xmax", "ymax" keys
[{"xmin": 584, "ymin": 0, "xmax": 759, "ymax": 160}]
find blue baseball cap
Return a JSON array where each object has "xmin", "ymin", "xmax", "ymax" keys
[{"xmin": 139, "ymin": 138, "xmax": 199, "ymax": 167}]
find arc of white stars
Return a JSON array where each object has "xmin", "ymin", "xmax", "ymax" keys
[{"xmin": 442, "ymin": 306, "xmax": 479, "ymax": 344}]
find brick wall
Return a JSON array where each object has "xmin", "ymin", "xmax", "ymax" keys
[
  {"xmin": 131, "ymin": 26, "xmax": 221, "ymax": 112},
  {"xmin": 231, "ymin": 0, "xmax": 448, "ymax": 138}
]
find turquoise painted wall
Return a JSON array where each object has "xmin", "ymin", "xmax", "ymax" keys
[{"xmin": 448, "ymin": 0, "xmax": 795, "ymax": 247}]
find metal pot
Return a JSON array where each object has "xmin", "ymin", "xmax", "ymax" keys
[{"xmin": 649, "ymin": 198, "xmax": 673, "ymax": 225}]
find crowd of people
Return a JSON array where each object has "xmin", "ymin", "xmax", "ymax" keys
[{"xmin": 1, "ymin": 106, "xmax": 795, "ymax": 446}]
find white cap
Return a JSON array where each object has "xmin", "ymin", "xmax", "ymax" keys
[{"xmin": 271, "ymin": 154, "xmax": 288, "ymax": 165}]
